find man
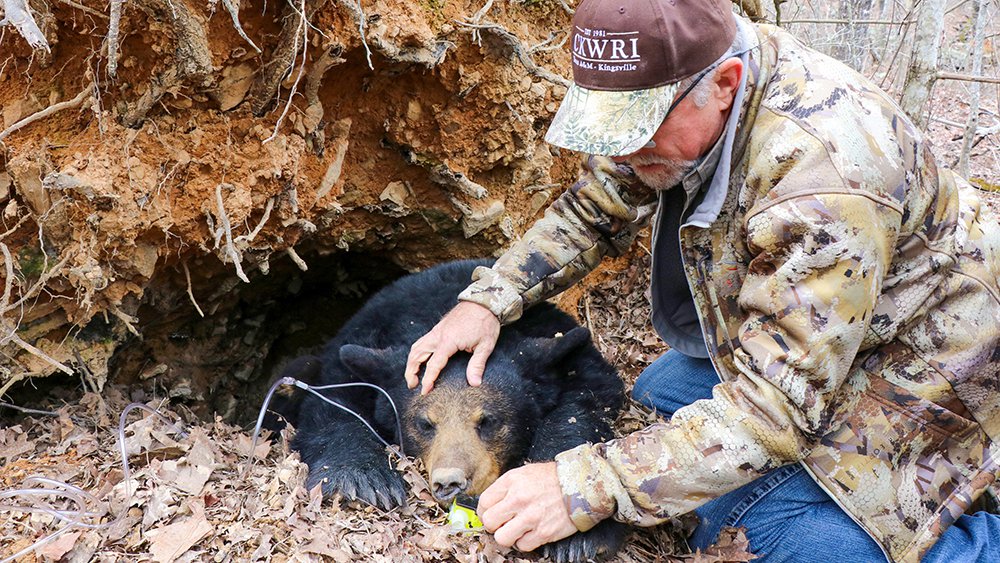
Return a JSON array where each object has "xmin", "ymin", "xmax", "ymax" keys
[{"xmin": 404, "ymin": 0, "xmax": 1000, "ymax": 561}]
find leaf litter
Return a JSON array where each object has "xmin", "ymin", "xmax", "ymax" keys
[{"xmin": 1, "ymin": 245, "xmax": 754, "ymax": 562}]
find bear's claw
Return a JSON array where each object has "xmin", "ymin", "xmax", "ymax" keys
[
  {"xmin": 541, "ymin": 519, "xmax": 627, "ymax": 563},
  {"xmin": 310, "ymin": 465, "xmax": 408, "ymax": 511}
]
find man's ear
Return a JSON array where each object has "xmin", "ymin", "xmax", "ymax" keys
[{"xmin": 713, "ymin": 57, "xmax": 744, "ymax": 112}]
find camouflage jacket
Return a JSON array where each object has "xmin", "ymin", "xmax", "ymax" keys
[{"xmin": 457, "ymin": 22, "xmax": 1000, "ymax": 563}]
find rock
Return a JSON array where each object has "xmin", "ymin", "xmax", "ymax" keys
[
  {"xmin": 211, "ymin": 63, "xmax": 256, "ymax": 111},
  {"xmin": 461, "ymin": 200, "xmax": 505, "ymax": 238}
]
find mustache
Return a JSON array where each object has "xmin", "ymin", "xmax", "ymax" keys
[{"xmin": 626, "ymin": 154, "xmax": 697, "ymax": 168}]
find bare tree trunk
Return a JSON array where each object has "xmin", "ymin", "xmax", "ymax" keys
[
  {"xmin": 834, "ymin": 0, "xmax": 874, "ymax": 71},
  {"xmin": 958, "ymin": 0, "xmax": 989, "ymax": 178},
  {"xmin": 900, "ymin": 0, "xmax": 946, "ymax": 128}
]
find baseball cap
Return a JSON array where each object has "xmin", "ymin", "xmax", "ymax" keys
[{"xmin": 545, "ymin": 0, "xmax": 737, "ymax": 156}]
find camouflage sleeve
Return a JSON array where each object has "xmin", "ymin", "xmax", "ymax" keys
[
  {"xmin": 554, "ymin": 137, "xmax": 902, "ymax": 531},
  {"xmin": 457, "ymin": 155, "xmax": 657, "ymax": 324}
]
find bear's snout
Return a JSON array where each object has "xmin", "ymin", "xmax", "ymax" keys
[{"xmin": 430, "ymin": 467, "xmax": 469, "ymax": 502}]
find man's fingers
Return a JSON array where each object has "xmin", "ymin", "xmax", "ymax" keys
[
  {"xmin": 492, "ymin": 514, "xmax": 533, "ymax": 548},
  {"xmin": 478, "ymin": 471, "xmax": 510, "ymax": 512},
  {"xmin": 514, "ymin": 531, "xmax": 546, "ymax": 553},
  {"xmin": 404, "ymin": 350, "xmax": 431, "ymax": 388},
  {"xmin": 466, "ymin": 341, "xmax": 495, "ymax": 386},
  {"xmin": 420, "ymin": 345, "xmax": 456, "ymax": 395},
  {"xmin": 405, "ymin": 336, "xmax": 435, "ymax": 388}
]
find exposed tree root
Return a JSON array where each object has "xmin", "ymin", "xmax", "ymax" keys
[
  {"xmin": 0, "ymin": 82, "xmax": 94, "ymax": 143},
  {"xmin": 455, "ymin": 20, "xmax": 570, "ymax": 88},
  {"xmin": 250, "ymin": 0, "xmax": 331, "ymax": 116},
  {"xmin": 119, "ymin": 0, "xmax": 215, "ymax": 127}
]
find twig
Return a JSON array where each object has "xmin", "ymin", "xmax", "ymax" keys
[
  {"xmin": 216, "ymin": 184, "xmax": 250, "ymax": 283},
  {"xmin": 109, "ymin": 305, "xmax": 141, "ymax": 338},
  {"xmin": 0, "ymin": 82, "xmax": 94, "ymax": 143},
  {"xmin": 73, "ymin": 349, "xmax": 100, "ymax": 393},
  {"xmin": 56, "ymin": 0, "xmax": 108, "ymax": 19},
  {"xmin": 182, "ymin": 262, "xmax": 205, "ymax": 317},
  {"xmin": 936, "ymin": 71, "xmax": 1000, "ymax": 85},
  {"xmin": 5, "ymin": 332, "xmax": 74, "ymax": 376},
  {"xmin": 286, "ymin": 247, "xmax": 308, "ymax": 271},
  {"xmin": 0, "ymin": 214, "xmax": 32, "ymax": 241},
  {"xmin": 0, "ymin": 243, "xmax": 13, "ymax": 313},
  {"xmin": 782, "ymin": 18, "xmax": 914, "ymax": 25},
  {"xmin": 2, "ymin": 254, "xmax": 72, "ymax": 315},
  {"xmin": 0, "ymin": 401, "xmax": 61, "ymax": 417},
  {"xmin": 528, "ymin": 31, "xmax": 569, "ymax": 54}
]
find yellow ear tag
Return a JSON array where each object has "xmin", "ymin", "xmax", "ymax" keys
[{"xmin": 448, "ymin": 495, "xmax": 483, "ymax": 531}]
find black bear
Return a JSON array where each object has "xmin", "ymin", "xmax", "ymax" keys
[{"xmin": 286, "ymin": 259, "xmax": 626, "ymax": 561}]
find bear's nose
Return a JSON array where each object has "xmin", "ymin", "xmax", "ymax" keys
[{"xmin": 431, "ymin": 467, "xmax": 469, "ymax": 502}]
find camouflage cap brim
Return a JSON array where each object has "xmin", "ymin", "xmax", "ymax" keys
[{"xmin": 544, "ymin": 82, "xmax": 680, "ymax": 156}]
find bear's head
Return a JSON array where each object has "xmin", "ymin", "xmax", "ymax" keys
[{"xmin": 338, "ymin": 326, "xmax": 592, "ymax": 505}]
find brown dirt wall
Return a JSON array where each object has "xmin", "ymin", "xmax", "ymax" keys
[{"xmin": 0, "ymin": 0, "xmax": 592, "ymax": 408}]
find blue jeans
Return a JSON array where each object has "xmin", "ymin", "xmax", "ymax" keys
[{"xmin": 632, "ymin": 349, "xmax": 1000, "ymax": 562}]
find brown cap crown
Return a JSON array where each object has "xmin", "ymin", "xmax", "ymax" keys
[{"xmin": 571, "ymin": 0, "xmax": 737, "ymax": 91}]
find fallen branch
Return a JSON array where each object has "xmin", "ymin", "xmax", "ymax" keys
[
  {"xmin": 0, "ymin": 82, "xmax": 94, "ymax": 143},
  {"xmin": 936, "ymin": 71, "xmax": 1000, "ymax": 85},
  {"xmin": 215, "ymin": 184, "xmax": 250, "ymax": 283}
]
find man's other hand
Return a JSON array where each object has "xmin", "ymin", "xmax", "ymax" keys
[
  {"xmin": 404, "ymin": 301, "xmax": 501, "ymax": 394},
  {"xmin": 478, "ymin": 462, "xmax": 578, "ymax": 552}
]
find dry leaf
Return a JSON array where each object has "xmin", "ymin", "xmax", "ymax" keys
[
  {"xmin": 36, "ymin": 530, "xmax": 81, "ymax": 560},
  {"xmin": 145, "ymin": 502, "xmax": 214, "ymax": 563}
]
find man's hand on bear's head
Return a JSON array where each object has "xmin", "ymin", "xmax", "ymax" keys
[
  {"xmin": 405, "ymin": 301, "xmax": 501, "ymax": 395},
  {"xmin": 478, "ymin": 462, "xmax": 578, "ymax": 553}
]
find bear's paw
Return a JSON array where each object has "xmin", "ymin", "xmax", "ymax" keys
[
  {"xmin": 541, "ymin": 519, "xmax": 627, "ymax": 563},
  {"xmin": 310, "ymin": 464, "xmax": 408, "ymax": 511}
]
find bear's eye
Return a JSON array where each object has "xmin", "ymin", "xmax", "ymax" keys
[
  {"xmin": 477, "ymin": 414, "xmax": 500, "ymax": 436},
  {"xmin": 416, "ymin": 417, "xmax": 435, "ymax": 434}
]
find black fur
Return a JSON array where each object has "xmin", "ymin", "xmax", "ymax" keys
[{"xmin": 286, "ymin": 259, "xmax": 627, "ymax": 561}]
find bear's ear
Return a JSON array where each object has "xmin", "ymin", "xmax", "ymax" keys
[
  {"xmin": 515, "ymin": 326, "xmax": 592, "ymax": 371},
  {"xmin": 339, "ymin": 345, "xmax": 405, "ymax": 378}
]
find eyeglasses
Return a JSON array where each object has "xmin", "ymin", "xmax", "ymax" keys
[
  {"xmin": 639, "ymin": 64, "xmax": 716, "ymax": 150},
  {"xmin": 641, "ymin": 44, "xmax": 757, "ymax": 150}
]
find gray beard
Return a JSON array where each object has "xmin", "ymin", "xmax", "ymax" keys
[{"xmin": 628, "ymin": 154, "xmax": 698, "ymax": 191}]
